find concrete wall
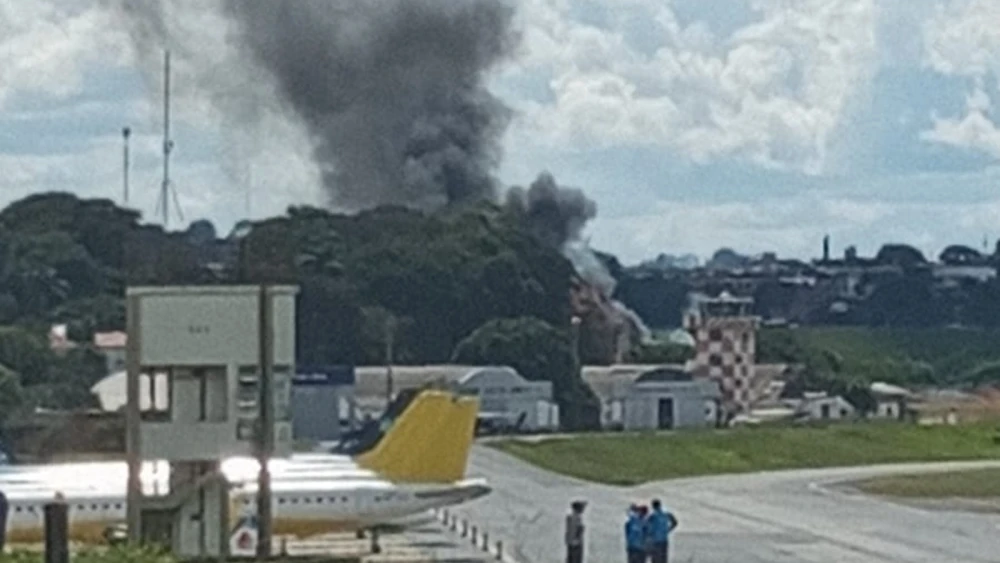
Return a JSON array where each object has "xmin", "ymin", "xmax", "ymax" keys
[
  {"xmin": 623, "ymin": 380, "xmax": 718, "ymax": 430},
  {"xmin": 130, "ymin": 286, "xmax": 298, "ymax": 461},
  {"xmin": 290, "ymin": 386, "xmax": 355, "ymax": 442}
]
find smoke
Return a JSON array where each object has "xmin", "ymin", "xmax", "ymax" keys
[
  {"xmin": 506, "ymin": 172, "xmax": 652, "ymax": 344},
  {"xmin": 105, "ymin": 0, "xmax": 517, "ymax": 211},
  {"xmin": 505, "ymin": 172, "xmax": 616, "ymax": 291},
  {"xmin": 505, "ymin": 172, "xmax": 597, "ymax": 248}
]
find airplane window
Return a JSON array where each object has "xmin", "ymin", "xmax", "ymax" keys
[
  {"xmin": 316, "ymin": 498, "xmax": 323, "ymax": 504},
  {"xmin": 290, "ymin": 498, "xmax": 298, "ymax": 504},
  {"xmin": 103, "ymin": 504, "xmax": 110, "ymax": 510},
  {"xmin": 92, "ymin": 505, "xmax": 98, "ymax": 510},
  {"xmin": 14, "ymin": 506, "xmax": 21, "ymax": 512},
  {"xmin": 341, "ymin": 497, "xmax": 348, "ymax": 503},
  {"xmin": 77, "ymin": 505, "xmax": 85, "ymax": 511},
  {"xmin": 278, "ymin": 498, "xmax": 285, "ymax": 504},
  {"xmin": 303, "ymin": 498, "xmax": 311, "ymax": 504},
  {"xmin": 115, "ymin": 504, "xmax": 123, "ymax": 510}
]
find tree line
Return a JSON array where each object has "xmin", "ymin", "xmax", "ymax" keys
[{"xmin": 0, "ymin": 193, "xmax": 604, "ymax": 429}]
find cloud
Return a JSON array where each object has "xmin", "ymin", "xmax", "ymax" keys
[
  {"xmin": 587, "ymin": 190, "xmax": 999, "ymax": 265},
  {"xmin": 920, "ymin": 0, "xmax": 1000, "ymax": 158},
  {"xmin": 0, "ymin": 1, "xmax": 128, "ymax": 109},
  {"xmin": 921, "ymin": 86, "xmax": 1000, "ymax": 158},
  {"xmin": 503, "ymin": 0, "xmax": 878, "ymax": 175}
]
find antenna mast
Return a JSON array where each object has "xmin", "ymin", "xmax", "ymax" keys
[{"xmin": 157, "ymin": 50, "xmax": 184, "ymax": 228}]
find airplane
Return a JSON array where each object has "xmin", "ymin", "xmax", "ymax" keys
[
  {"xmin": 0, "ymin": 389, "xmax": 491, "ymax": 550},
  {"xmin": 0, "ymin": 388, "xmax": 429, "ymax": 486}
]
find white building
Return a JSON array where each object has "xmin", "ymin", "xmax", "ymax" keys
[
  {"xmin": 457, "ymin": 367, "xmax": 558, "ymax": 432},
  {"xmin": 622, "ymin": 369, "xmax": 721, "ymax": 430},
  {"xmin": 792, "ymin": 392, "xmax": 856, "ymax": 421},
  {"xmin": 93, "ymin": 331, "xmax": 127, "ymax": 376},
  {"xmin": 871, "ymin": 381, "xmax": 911, "ymax": 420}
]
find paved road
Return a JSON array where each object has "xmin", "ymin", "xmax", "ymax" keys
[{"xmin": 446, "ymin": 447, "xmax": 1000, "ymax": 563}]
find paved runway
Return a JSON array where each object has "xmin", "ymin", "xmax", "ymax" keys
[{"xmin": 447, "ymin": 446, "xmax": 1000, "ymax": 563}]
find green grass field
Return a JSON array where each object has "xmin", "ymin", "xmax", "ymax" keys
[
  {"xmin": 491, "ymin": 423, "xmax": 1000, "ymax": 485},
  {"xmin": 853, "ymin": 468, "xmax": 1000, "ymax": 498},
  {"xmin": 758, "ymin": 326, "xmax": 1000, "ymax": 387}
]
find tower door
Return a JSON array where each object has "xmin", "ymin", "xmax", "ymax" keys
[{"xmin": 657, "ymin": 398, "xmax": 675, "ymax": 429}]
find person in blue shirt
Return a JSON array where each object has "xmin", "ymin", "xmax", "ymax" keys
[
  {"xmin": 624, "ymin": 504, "xmax": 646, "ymax": 563},
  {"xmin": 647, "ymin": 499, "xmax": 678, "ymax": 563}
]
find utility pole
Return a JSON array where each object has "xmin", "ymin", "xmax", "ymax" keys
[
  {"xmin": 125, "ymin": 292, "xmax": 142, "ymax": 545},
  {"xmin": 384, "ymin": 315, "xmax": 396, "ymax": 405},
  {"xmin": 570, "ymin": 316, "xmax": 582, "ymax": 377},
  {"xmin": 122, "ymin": 126, "xmax": 131, "ymax": 206},
  {"xmin": 255, "ymin": 284, "xmax": 274, "ymax": 558}
]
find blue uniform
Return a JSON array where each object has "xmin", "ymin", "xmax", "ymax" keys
[
  {"xmin": 625, "ymin": 513, "xmax": 645, "ymax": 563},
  {"xmin": 647, "ymin": 507, "xmax": 677, "ymax": 563}
]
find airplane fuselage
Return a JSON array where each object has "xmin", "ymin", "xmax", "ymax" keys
[{"xmin": 1, "ymin": 473, "xmax": 489, "ymax": 545}]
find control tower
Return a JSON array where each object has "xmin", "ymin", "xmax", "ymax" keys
[
  {"xmin": 684, "ymin": 291, "xmax": 759, "ymax": 418},
  {"xmin": 125, "ymin": 285, "xmax": 297, "ymax": 558}
]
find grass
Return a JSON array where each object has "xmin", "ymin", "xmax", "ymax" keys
[
  {"xmin": 758, "ymin": 326, "xmax": 1000, "ymax": 387},
  {"xmin": 853, "ymin": 468, "xmax": 1000, "ymax": 498},
  {"xmin": 491, "ymin": 422, "xmax": 1000, "ymax": 485}
]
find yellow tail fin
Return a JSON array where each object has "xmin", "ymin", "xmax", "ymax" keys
[{"xmin": 354, "ymin": 389, "xmax": 479, "ymax": 483}]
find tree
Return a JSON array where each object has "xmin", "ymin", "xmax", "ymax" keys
[
  {"xmin": 940, "ymin": 245, "xmax": 983, "ymax": 266},
  {"xmin": 0, "ymin": 364, "xmax": 24, "ymax": 424},
  {"xmin": 451, "ymin": 317, "xmax": 600, "ymax": 430},
  {"xmin": 865, "ymin": 276, "xmax": 947, "ymax": 327},
  {"xmin": 626, "ymin": 340, "xmax": 693, "ymax": 364},
  {"xmin": 876, "ymin": 244, "xmax": 926, "ymax": 269}
]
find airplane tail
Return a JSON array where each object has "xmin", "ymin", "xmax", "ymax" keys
[{"xmin": 354, "ymin": 389, "xmax": 479, "ymax": 484}]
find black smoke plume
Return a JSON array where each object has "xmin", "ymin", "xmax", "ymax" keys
[
  {"xmin": 505, "ymin": 172, "xmax": 598, "ymax": 249},
  {"xmin": 106, "ymin": 0, "xmax": 517, "ymax": 211}
]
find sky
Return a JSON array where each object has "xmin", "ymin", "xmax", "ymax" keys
[{"xmin": 3, "ymin": 0, "xmax": 1000, "ymax": 266}]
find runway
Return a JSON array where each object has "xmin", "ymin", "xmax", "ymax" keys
[{"xmin": 451, "ymin": 446, "xmax": 1000, "ymax": 563}]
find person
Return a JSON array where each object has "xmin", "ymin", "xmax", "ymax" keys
[
  {"xmin": 0, "ymin": 490, "xmax": 7, "ymax": 553},
  {"xmin": 625, "ymin": 504, "xmax": 646, "ymax": 563},
  {"xmin": 647, "ymin": 499, "xmax": 678, "ymax": 563},
  {"xmin": 565, "ymin": 500, "xmax": 586, "ymax": 563}
]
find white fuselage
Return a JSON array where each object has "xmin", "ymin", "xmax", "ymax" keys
[{"xmin": 0, "ymin": 454, "xmax": 490, "ymax": 544}]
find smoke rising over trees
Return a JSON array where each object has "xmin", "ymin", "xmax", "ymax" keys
[{"xmin": 108, "ymin": 0, "xmax": 517, "ymax": 211}]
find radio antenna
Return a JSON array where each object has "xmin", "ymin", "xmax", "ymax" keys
[{"xmin": 156, "ymin": 49, "xmax": 184, "ymax": 228}]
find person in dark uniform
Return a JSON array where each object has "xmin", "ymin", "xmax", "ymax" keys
[
  {"xmin": 565, "ymin": 500, "xmax": 586, "ymax": 563},
  {"xmin": 0, "ymin": 490, "xmax": 8, "ymax": 553}
]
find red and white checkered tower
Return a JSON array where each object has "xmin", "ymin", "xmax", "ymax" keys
[{"xmin": 684, "ymin": 291, "xmax": 759, "ymax": 416}]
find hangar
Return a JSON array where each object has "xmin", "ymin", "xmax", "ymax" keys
[
  {"xmin": 622, "ymin": 368, "xmax": 721, "ymax": 430},
  {"xmin": 584, "ymin": 365, "xmax": 721, "ymax": 430},
  {"xmin": 352, "ymin": 365, "xmax": 559, "ymax": 433}
]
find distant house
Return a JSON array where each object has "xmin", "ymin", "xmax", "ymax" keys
[
  {"xmin": 792, "ymin": 392, "xmax": 856, "ymax": 421},
  {"xmin": 93, "ymin": 331, "xmax": 127, "ymax": 376},
  {"xmin": 870, "ymin": 381, "xmax": 911, "ymax": 420},
  {"xmin": 48, "ymin": 324, "xmax": 76, "ymax": 354}
]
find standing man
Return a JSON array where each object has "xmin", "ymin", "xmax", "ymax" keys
[
  {"xmin": 0, "ymin": 490, "xmax": 8, "ymax": 553},
  {"xmin": 625, "ymin": 504, "xmax": 645, "ymax": 563},
  {"xmin": 565, "ymin": 500, "xmax": 587, "ymax": 563},
  {"xmin": 648, "ymin": 499, "xmax": 678, "ymax": 563}
]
